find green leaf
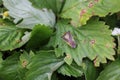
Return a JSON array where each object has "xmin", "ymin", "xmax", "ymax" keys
[
  {"xmin": 0, "ymin": 53, "xmax": 27, "ymax": 80},
  {"xmin": 0, "ymin": 26, "xmax": 30, "ymax": 51},
  {"xmin": 20, "ymin": 51, "xmax": 35, "ymax": 68},
  {"xmin": 61, "ymin": 0, "xmax": 120, "ymax": 27},
  {"xmin": 0, "ymin": 19, "xmax": 14, "ymax": 26},
  {"xmin": 97, "ymin": 59, "xmax": 120, "ymax": 80},
  {"xmin": 83, "ymin": 59, "xmax": 98, "ymax": 80},
  {"xmin": 48, "ymin": 18, "xmax": 115, "ymax": 66},
  {"xmin": 3, "ymin": 0, "xmax": 56, "ymax": 29},
  {"xmin": 26, "ymin": 50, "xmax": 64, "ymax": 80},
  {"xmin": 0, "ymin": 0, "xmax": 2, "ymax": 5},
  {"xmin": 0, "ymin": 52, "xmax": 3, "ymax": 68},
  {"xmin": 29, "ymin": 0, "xmax": 64, "ymax": 14},
  {"xmin": 26, "ymin": 24, "xmax": 53, "ymax": 49},
  {"xmin": 58, "ymin": 63, "xmax": 83, "ymax": 77}
]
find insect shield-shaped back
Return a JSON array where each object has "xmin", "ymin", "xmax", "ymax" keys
[{"xmin": 62, "ymin": 31, "xmax": 77, "ymax": 48}]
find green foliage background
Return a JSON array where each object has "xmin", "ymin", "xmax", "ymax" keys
[{"xmin": 0, "ymin": 0, "xmax": 120, "ymax": 80}]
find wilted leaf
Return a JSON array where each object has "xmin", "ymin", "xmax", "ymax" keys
[
  {"xmin": 26, "ymin": 50, "xmax": 64, "ymax": 80},
  {"xmin": 97, "ymin": 59, "xmax": 120, "ymax": 80},
  {"xmin": 48, "ymin": 18, "xmax": 115, "ymax": 66},
  {"xmin": 61, "ymin": 0, "xmax": 120, "ymax": 26},
  {"xmin": 3, "ymin": 0, "xmax": 56, "ymax": 29}
]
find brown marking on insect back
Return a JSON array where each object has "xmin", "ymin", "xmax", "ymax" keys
[
  {"xmin": 22, "ymin": 60, "xmax": 28, "ymax": 68},
  {"xmin": 90, "ymin": 39, "xmax": 96, "ymax": 45}
]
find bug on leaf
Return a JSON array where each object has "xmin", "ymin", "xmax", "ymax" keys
[{"xmin": 62, "ymin": 31, "xmax": 77, "ymax": 48}]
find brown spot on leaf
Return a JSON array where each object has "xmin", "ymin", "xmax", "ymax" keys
[
  {"xmin": 80, "ymin": 9, "xmax": 87, "ymax": 17},
  {"xmin": 66, "ymin": 54, "xmax": 71, "ymax": 59},
  {"xmin": 22, "ymin": 60, "xmax": 28, "ymax": 68},
  {"xmin": 90, "ymin": 39, "xmax": 96, "ymax": 45}
]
